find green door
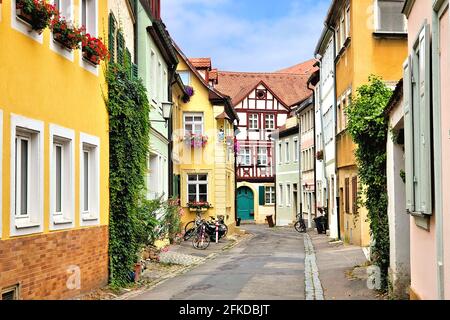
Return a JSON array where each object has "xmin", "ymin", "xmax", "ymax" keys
[{"xmin": 237, "ymin": 187, "xmax": 254, "ymax": 221}]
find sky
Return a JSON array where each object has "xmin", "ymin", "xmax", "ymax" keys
[{"xmin": 162, "ymin": 0, "xmax": 331, "ymax": 72}]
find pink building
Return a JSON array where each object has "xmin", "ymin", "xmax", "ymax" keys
[{"xmin": 401, "ymin": 0, "xmax": 450, "ymax": 300}]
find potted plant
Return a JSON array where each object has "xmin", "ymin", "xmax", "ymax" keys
[
  {"xmin": 182, "ymin": 85, "xmax": 195, "ymax": 103},
  {"xmin": 16, "ymin": 0, "xmax": 58, "ymax": 34},
  {"xmin": 50, "ymin": 17, "xmax": 85, "ymax": 50},
  {"xmin": 187, "ymin": 201, "xmax": 211, "ymax": 212},
  {"xmin": 183, "ymin": 133, "xmax": 208, "ymax": 148},
  {"xmin": 81, "ymin": 33, "xmax": 109, "ymax": 65},
  {"xmin": 316, "ymin": 150, "xmax": 324, "ymax": 160}
]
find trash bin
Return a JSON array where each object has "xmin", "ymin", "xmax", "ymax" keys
[
  {"xmin": 314, "ymin": 216, "xmax": 325, "ymax": 234},
  {"xmin": 236, "ymin": 218, "xmax": 242, "ymax": 226},
  {"xmin": 266, "ymin": 215, "xmax": 275, "ymax": 228}
]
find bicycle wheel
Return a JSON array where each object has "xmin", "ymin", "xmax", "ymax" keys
[
  {"xmin": 220, "ymin": 224, "xmax": 228, "ymax": 239},
  {"xmin": 192, "ymin": 234, "xmax": 210, "ymax": 250},
  {"xmin": 183, "ymin": 227, "xmax": 196, "ymax": 241},
  {"xmin": 184, "ymin": 220, "xmax": 195, "ymax": 232},
  {"xmin": 294, "ymin": 221, "xmax": 306, "ymax": 233}
]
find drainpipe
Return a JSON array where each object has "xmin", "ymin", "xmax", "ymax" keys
[
  {"xmin": 307, "ymin": 82, "xmax": 317, "ymax": 225},
  {"xmin": 296, "ymin": 111, "xmax": 303, "ymax": 225}
]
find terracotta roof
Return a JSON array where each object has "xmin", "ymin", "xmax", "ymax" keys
[
  {"xmin": 188, "ymin": 58, "xmax": 211, "ymax": 69},
  {"xmin": 209, "ymin": 68, "xmax": 218, "ymax": 80},
  {"xmin": 215, "ymin": 70, "xmax": 312, "ymax": 107},
  {"xmin": 276, "ymin": 59, "xmax": 318, "ymax": 75}
]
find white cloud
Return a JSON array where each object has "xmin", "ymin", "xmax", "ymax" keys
[{"xmin": 162, "ymin": 0, "xmax": 330, "ymax": 72}]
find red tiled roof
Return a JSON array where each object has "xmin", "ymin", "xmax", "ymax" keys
[
  {"xmin": 188, "ymin": 58, "xmax": 211, "ymax": 69},
  {"xmin": 209, "ymin": 68, "xmax": 218, "ymax": 80},
  {"xmin": 215, "ymin": 70, "xmax": 312, "ymax": 107},
  {"xmin": 276, "ymin": 59, "xmax": 318, "ymax": 75}
]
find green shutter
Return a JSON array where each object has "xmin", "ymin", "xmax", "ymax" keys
[
  {"xmin": 403, "ymin": 57, "xmax": 415, "ymax": 213},
  {"xmin": 259, "ymin": 186, "xmax": 265, "ymax": 205},
  {"xmin": 108, "ymin": 13, "xmax": 116, "ymax": 63},
  {"xmin": 117, "ymin": 31, "xmax": 125, "ymax": 65},
  {"xmin": 125, "ymin": 48, "xmax": 132, "ymax": 75},
  {"xmin": 132, "ymin": 63, "xmax": 139, "ymax": 80},
  {"xmin": 418, "ymin": 23, "xmax": 432, "ymax": 215}
]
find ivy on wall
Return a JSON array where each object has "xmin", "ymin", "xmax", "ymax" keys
[
  {"xmin": 346, "ymin": 75, "xmax": 393, "ymax": 291},
  {"xmin": 105, "ymin": 61, "xmax": 151, "ymax": 287}
]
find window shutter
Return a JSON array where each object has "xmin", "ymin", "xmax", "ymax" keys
[
  {"xmin": 418, "ymin": 23, "xmax": 432, "ymax": 215},
  {"xmin": 132, "ymin": 63, "xmax": 139, "ymax": 80},
  {"xmin": 259, "ymin": 186, "xmax": 265, "ymax": 205},
  {"xmin": 116, "ymin": 31, "xmax": 125, "ymax": 65},
  {"xmin": 403, "ymin": 57, "xmax": 415, "ymax": 213},
  {"xmin": 108, "ymin": 13, "xmax": 116, "ymax": 63}
]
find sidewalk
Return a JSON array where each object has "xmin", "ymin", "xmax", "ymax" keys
[{"xmin": 308, "ymin": 232, "xmax": 383, "ymax": 300}]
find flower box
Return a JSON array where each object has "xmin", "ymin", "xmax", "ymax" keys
[
  {"xmin": 189, "ymin": 207, "xmax": 208, "ymax": 212},
  {"xmin": 81, "ymin": 34, "xmax": 109, "ymax": 66},
  {"xmin": 16, "ymin": 0, "xmax": 57, "ymax": 34},
  {"xmin": 183, "ymin": 133, "xmax": 208, "ymax": 148},
  {"xmin": 51, "ymin": 18, "xmax": 84, "ymax": 51},
  {"xmin": 187, "ymin": 202, "xmax": 211, "ymax": 211}
]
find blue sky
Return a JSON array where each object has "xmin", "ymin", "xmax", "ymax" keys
[{"xmin": 162, "ymin": 0, "xmax": 331, "ymax": 72}]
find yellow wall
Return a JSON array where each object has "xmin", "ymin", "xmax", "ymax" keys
[
  {"xmin": 335, "ymin": 0, "xmax": 407, "ymax": 246},
  {"xmin": 0, "ymin": 0, "xmax": 109, "ymax": 239},
  {"xmin": 172, "ymin": 56, "xmax": 236, "ymax": 229}
]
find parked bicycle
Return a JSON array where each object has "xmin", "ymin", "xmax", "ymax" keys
[
  {"xmin": 184, "ymin": 215, "xmax": 228, "ymax": 242},
  {"xmin": 192, "ymin": 220, "xmax": 210, "ymax": 250},
  {"xmin": 294, "ymin": 213, "xmax": 307, "ymax": 233}
]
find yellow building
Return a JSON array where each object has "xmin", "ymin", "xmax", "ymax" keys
[
  {"xmin": 0, "ymin": 0, "xmax": 109, "ymax": 299},
  {"xmin": 171, "ymin": 44, "xmax": 238, "ymax": 232},
  {"xmin": 320, "ymin": 0, "xmax": 407, "ymax": 246}
]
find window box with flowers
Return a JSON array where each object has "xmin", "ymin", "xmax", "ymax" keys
[
  {"xmin": 187, "ymin": 202, "xmax": 211, "ymax": 212},
  {"xmin": 316, "ymin": 150, "xmax": 324, "ymax": 161},
  {"xmin": 81, "ymin": 33, "xmax": 109, "ymax": 66},
  {"xmin": 183, "ymin": 133, "xmax": 208, "ymax": 148},
  {"xmin": 50, "ymin": 17, "xmax": 84, "ymax": 51},
  {"xmin": 16, "ymin": 0, "xmax": 57, "ymax": 34},
  {"xmin": 182, "ymin": 86, "xmax": 195, "ymax": 103}
]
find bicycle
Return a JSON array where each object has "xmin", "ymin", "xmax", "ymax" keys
[
  {"xmin": 192, "ymin": 220, "xmax": 210, "ymax": 250},
  {"xmin": 184, "ymin": 215, "xmax": 228, "ymax": 241},
  {"xmin": 294, "ymin": 213, "xmax": 307, "ymax": 233}
]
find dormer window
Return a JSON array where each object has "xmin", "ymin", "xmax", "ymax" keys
[{"xmin": 256, "ymin": 89, "xmax": 267, "ymax": 100}]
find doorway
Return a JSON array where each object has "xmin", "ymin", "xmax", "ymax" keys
[{"xmin": 237, "ymin": 186, "xmax": 254, "ymax": 221}]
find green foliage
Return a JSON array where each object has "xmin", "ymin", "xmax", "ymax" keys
[
  {"xmin": 346, "ymin": 75, "xmax": 393, "ymax": 291},
  {"xmin": 105, "ymin": 61, "xmax": 151, "ymax": 287}
]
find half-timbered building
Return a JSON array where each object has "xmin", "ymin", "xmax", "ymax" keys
[{"xmin": 214, "ymin": 64, "xmax": 314, "ymax": 223}]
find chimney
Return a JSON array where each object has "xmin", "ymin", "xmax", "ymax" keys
[{"xmin": 151, "ymin": 0, "xmax": 161, "ymax": 20}]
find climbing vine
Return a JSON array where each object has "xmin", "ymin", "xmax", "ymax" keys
[
  {"xmin": 345, "ymin": 75, "xmax": 393, "ymax": 291},
  {"xmin": 105, "ymin": 61, "xmax": 151, "ymax": 287}
]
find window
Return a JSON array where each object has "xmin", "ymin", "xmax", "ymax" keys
[
  {"xmin": 375, "ymin": 0, "xmax": 407, "ymax": 33},
  {"xmin": 257, "ymin": 147, "xmax": 268, "ymax": 166},
  {"xmin": 278, "ymin": 184, "xmax": 283, "ymax": 206},
  {"xmin": 340, "ymin": 14, "xmax": 345, "ymax": 46},
  {"xmin": 184, "ymin": 113, "xmax": 203, "ymax": 135},
  {"xmin": 336, "ymin": 25, "xmax": 341, "ymax": 50},
  {"xmin": 265, "ymin": 186, "xmax": 275, "ymax": 205},
  {"xmin": 249, "ymin": 114, "xmax": 259, "ymax": 130},
  {"xmin": 80, "ymin": 0, "xmax": 96, "ymax": 35},
  {"xmin": 10, "ymin": 115, "xmax": 44, "ymax": 236},
  {"xmin": 239, "ymin": 147, "xmax": 252, "ymax": 166},
  {"xmin": 1, "ymin": 285, "xmax": 19, "ymax": 300},
  {"xmin": 403, "ymin": 23, "xmax": 432, "ymax": 216},
  {"xmin": 345, "ymin": 4, "xmax": 351, "ymax": 38},
  {"xmin": 80, "ymin": 133, "xmax": 100, "ymax": 225},
  {"xmin": 352, "ymin": 176, "xmax": 358, "ymax": 214},
  {"xmin": 265, "ymin": 114, "xmax": 275, "ymax": 130},
  {"xmin": 50, "ymin": 125, "xmax": 75, "ymax": 229},
  {"xmin": 285, "ymin": 140, "xmax": 290, "ymax": 163},
  {"xmin": 147, "ymin": 153, "xmax": 167, "ymax": 200},
  {"xmin": 179, "ymin": 71, "xmax": 190, "ymax": 85},
  {"xmin": 54, "ymin": 0, "xmax": 71, "ymax": 20},
  {"xmin": 294, "ymin": 138, "xmax": 299, "ymax": 162},
  {"xmin": 187, "ymin": 174, "xmax": 208, "ymax": 203},
  {"xmin": 277, "ymin": 142, "xmax": 282, "ymax": 164},
  {"xmin": 345, "ymin": 178, "xmax": 350, "ymax": 213},
  {"xmin": 286, "ymin": 184, "xmax": 291, "ymax": 206}
]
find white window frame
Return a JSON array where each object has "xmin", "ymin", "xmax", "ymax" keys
[
  {"xmin": 286, "ymin": 184, "xmax": 291, "ymax": 207},
  {"xmin": 278, "ymin": 184, "xmax": 284, "ymax": 207},
  {"xmin": 184, "ymin": 112, "xmax": 204, "ymax": 135},
  {"xmin": 187, "ymin": 174, "xmax": 208, "ymax": 203},
  {"xmin": 11, "ymin": 0, "xmax": 44, "ymax": 43},
  {"xmin": 265, "ymin": 186, "xmax": 275, "ymax": 205},
  {"xmin": 265, "ymin": 114, "xmax": 275, "ymax": 130},
  {"xmin": 374, "ymin": 0, "xmax": 407, "ymax": 34},
  {"xmin": 179, "ymin": 70, "xmax": 190, "ymax": 86},
  {"xmin": 10, "ymin": 114, "xmax": 44, "ymax": 236},
  {"xmin": 80, "ymin": 132, "xmax": 100, "ymax": 226},
  {"xmin": 285, "ymin": 140, "xmax": 290, "ymax": 163},
  {"xmin": 257, "ymin": 147, "xmax": 268, "ymax": 166},
  {"xmin": 239, "ymin": 147, "xmax": 252, "ymax": 166},
  {"xmin": 278, "ymin": 142, "xmax": 282, "ymax": 164},
  {"xmin": 249, "ymin": 114, "xmax": 259, "ymax": 130},
  {"xmin": 50, "ymin": 0, "xmax": 74, "ymax": 61},
  {"xmin": 79, "ymin": 0, "xmax": 99, "ymax": 75},
  {"xmin": 49, "ymin": 124, "xmax": 75, "ymax": 230},
  {"xmin": 345, "ymin": 4, "xmax": 351, "ymax": 39}
]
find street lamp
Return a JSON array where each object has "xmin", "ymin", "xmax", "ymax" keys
[{"xmin": 150, "ymin": 101, "xmax": 173, "ymax": 127}]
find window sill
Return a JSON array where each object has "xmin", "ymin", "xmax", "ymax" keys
[
  {"xmin": 15, "ymin": 219, "xmax": 40, "ymax": 229},
  {"xmin": 373, "ymin": 31, "xmax": 407, "ymax": 39},
  {"xmin": 82, "ymin": 214, "xmax": 98, "ymax": 222},
  {"xmin": 53, "ymin": 217, "xmax": 73, "ymax": 225}
]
